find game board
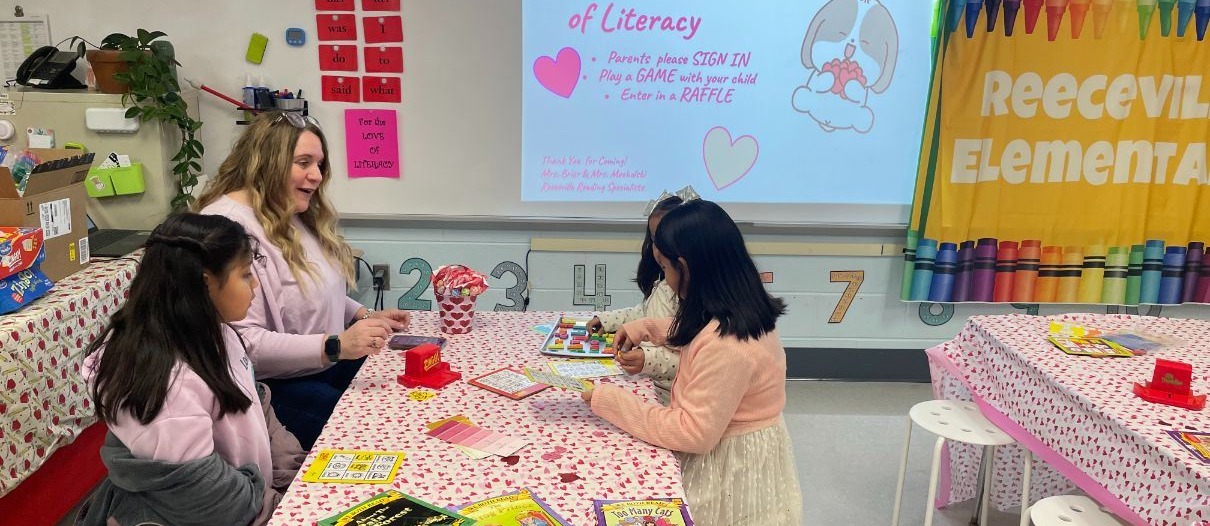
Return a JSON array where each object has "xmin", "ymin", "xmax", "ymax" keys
[{"xmin": 540, "ymin": 316, "xmax": 618, "ymax": 358}]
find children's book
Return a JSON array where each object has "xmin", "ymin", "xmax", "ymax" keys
[
  {"xmin": 469, "ymin": 367, "xmax": 550, "ymax": 399},
  {"xmin": 1166, "ymin": 430, "xmax": 1210, "ymax": 464},
  {"xmin": 453, "ymin": 488, "xmax": 571, "ymax": 525},
  {"xmin": 540, "ymin": 316, "xmax": 618, "ymax": 358},
  {"xmin": 524, "ymin": 366, "xmax": 592, "ymax": 392},
  {"xmin": 592, "ymin": 498, "xmax": 694, "ymax": 526},
  {"xmin": 318, "ymin": 490, "xmax": 475, "ymax": 526},
  {"xmin": 548, "ymin": 360, "xmax": 625, "ymax": 379},
  {"xmin": 1047, "ymin": 335, "xmax": 1133, "ymax": 358},
  {"xmin": 301, "ymin": 450, "xmax": 406, "ymax": 484}
]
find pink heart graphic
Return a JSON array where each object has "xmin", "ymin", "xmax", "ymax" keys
[
  {"xmin": 702, "ymin": 126, "xmax": 759, "ymax": 190},
  {"xmin": 533, "ymin": 47, "xmax": 581, "ymax": 98}
]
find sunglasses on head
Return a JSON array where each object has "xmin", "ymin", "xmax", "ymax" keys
[{"xmin": 272, "ymin": 112, "xmax": 320, "ymax": 129}]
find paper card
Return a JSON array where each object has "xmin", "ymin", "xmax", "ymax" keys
[
  {"xmin": 548, "ymin": 360, "xmax": 624, "ymax": 379},
  {"xmin": 315, "ymin": 0, "xmax": 354, "ymax": 10},
  {"xmin": 364, "ymin": 46, "xmax": 403, "ymax": 73},
  {"xmin": 426, "ymin": 420, "xmax": 529, "ymax": 457},
  {"xmin": 316, "ymin": 14, "xmax": 358, "ymax": 41},
  {"xmin": 469, "ymin": 367, "xmax": 549, "ymax": 400},
  {"xmin": 318, "ymin": 45, "xmax": 359, "ymax": 71},
  {"xmin": 361, "ymin": 0, "xmax": 401, "ymax": 11},
  {"xmin": 426, "ymin": 415, "xmax": 491, "ymax": 459},
  {"xmin": 362, "ymin": 76, "xmax": 402, "ymax": 103},
  {"xmin": 362, "ymin": 15, "xmax": 403, "ymax": 43},
  {"xmin": 344, "ymin": 109, "xmax": 400, "ymax": 178},
  {"xmin": 301, "ymin": 450, "xmax": 406, "ymax": 484},
  {"xmin": 321, "ymin": 76, "xmax": 361, "ymax": 103},
  {"xmin": 524, "ymin": 367, "xmax": 591, "ymax": 392}
]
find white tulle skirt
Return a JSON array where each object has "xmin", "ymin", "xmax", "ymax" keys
[{"xmin": 678, "ymin": 418, "xmax": 803, "ymax": 526}]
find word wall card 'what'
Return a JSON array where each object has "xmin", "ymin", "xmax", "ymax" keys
[
  {"xmin": 363, "ymin": 76, "xmax": 402, "ymax": 103},
  {"xmin": 345, "ymin": 109, "xmax": 400, "ymax": 179}
]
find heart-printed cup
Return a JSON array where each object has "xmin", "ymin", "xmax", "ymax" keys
[
  {"xmin": 533, "ymin": 47, "xmax": 581, "ymax": 98},
  {"xmin": 436, "ymin": 294, "xmax": 477, "ymax": 334},
  {"xmin": 702, "ymin": 126, "xmax": 759, "ymax": 190}
]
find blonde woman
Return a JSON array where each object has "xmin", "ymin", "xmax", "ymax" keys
[{"xmin": 197, "ymin": 111, "xmax": 411, "ymax": 448}]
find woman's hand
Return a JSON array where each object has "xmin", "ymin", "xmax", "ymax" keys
[
  {"xmin": 339, "ymin": 318, "xmax": 393, "ymax": 359},
  {"xmin": 369, "ymin": 308, "xmax": 411, "ymax": 331}
]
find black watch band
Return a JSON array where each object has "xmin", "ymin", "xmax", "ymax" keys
[{"xmin": 324, "ymin": 334, "xmax": 341, "ymax": 363}]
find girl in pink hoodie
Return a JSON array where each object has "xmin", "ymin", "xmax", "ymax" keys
[{"xmin": 82, "ymin": 213, "xmax": 280, "ymax": 525}]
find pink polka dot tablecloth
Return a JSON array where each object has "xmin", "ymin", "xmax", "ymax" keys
[
  {"xmin": 927, "ymin": 313, "xmax": 1210, "ymax": 526},
  {"xmin": 0, "ymin": 257, "xmax": 138, "ymax": 496},
  {"xmin": 269, "ymin": 311, "xmax": 684, "ymax": 526}
]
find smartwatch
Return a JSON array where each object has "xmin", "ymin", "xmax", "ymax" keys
[{"xmin": 324, "ymin": 334, "xmax": 341, "ymax": 363}]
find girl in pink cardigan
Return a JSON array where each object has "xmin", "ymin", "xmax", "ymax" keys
[{"xmin": 583, "ymin": 200, "xmax": 802, "ymax": 526}]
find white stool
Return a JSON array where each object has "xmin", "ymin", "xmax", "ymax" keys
[
  {"xmin": 891, "ymin": 400, "xmax": 1033, "ymax": 526},
  {"xmin": 1029, "ymin": 496, "xmax": 1127, "ymax": 525}
]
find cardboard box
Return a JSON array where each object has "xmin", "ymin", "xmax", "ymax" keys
[{"xmin": 0, "ymin": 149, "xmax": 94, "ymax": 281}]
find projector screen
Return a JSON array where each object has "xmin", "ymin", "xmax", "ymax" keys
[{"xmin": 522, "ymin": 0, "xmax": 935, "ymax": 207}]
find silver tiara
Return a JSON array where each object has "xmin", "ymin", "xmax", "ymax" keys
[{"xmin": 643, "ymin": 185, "xmax": 700, "ymax": 216}]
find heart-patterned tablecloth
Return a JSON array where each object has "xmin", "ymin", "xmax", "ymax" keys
[
  {"xmin": 0, "ymin": 257, "xmax": 138, "ymax": 496},
  {"xmin": 269, "ymin": 311, "xmax": 685, "ymax": 526},
  {"xmin": 928, "ymin": 314, "xmax": 1210, "ymax": 526}
]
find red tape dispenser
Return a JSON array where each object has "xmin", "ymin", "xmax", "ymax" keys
[
  {"xmin": 398, "ymin": 343, "xmax": 461, "ymax": 389},
  {"xmin": 1132, "ymin": 358, "xmax": 1206, "ymax": 410}
]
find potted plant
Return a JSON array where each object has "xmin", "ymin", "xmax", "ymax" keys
[{"xmin": 90, "ymin": 30, "xmax": 203, "ymax": 211}]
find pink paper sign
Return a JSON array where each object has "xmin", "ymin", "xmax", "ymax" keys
[{"xmin": 344, "ymin": 109, "xmax": 400, "ymax": 179}]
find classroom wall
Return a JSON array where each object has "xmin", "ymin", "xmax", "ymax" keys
[
  {"xmin": 7, "ymin": 0, "xmax": 1209, "ymax": 376},
  {"xmin": 343, "ymin": 222, "xmax": 1210, "ymax": 354}
]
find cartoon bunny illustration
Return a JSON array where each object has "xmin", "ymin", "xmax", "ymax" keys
[{"xmin": 791, "ymin": 0, "xmax": 900, "ymax": 133}]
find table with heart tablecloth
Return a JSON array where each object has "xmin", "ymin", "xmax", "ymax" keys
[
  {"xmin": 927, "ymin": 313, "xmax": 1210, "ymax": 526},
  {"xmin": 0, "ymin": 257, "xmax": 138, "ymax": 496},
  {"xmin": 269, "ymin": 310, "xmax": 685, "ymax": 526}
]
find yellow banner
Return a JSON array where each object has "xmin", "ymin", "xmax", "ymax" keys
[{"xmin": 917, "ymin": 6, "xmax": 1209, "ymax": 247}]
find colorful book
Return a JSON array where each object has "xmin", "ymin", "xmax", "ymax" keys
[
  {"xmin": 318, "ymin": 490, "xmax": 475, "ymax": 526},
  {"xmin": 1047, "ymin": 335, "xmax": 1133, "ymax": 358},
  {"xmin": 454, "ymin": 488, "xmax": 571, "ymax": 525},
  {"xmin": 1166, "ymin": 430, "xmax": 1210, "ymax": 464},
  {"xmin": 593, "ymin": 498, "xmax": 694, "ymax": 526},
  {"xmin": 548, "ymin": 360, "xmax": 625, "ymax": 379},
  {"xmin": 302, "ymin": 450, "xmax": 406, "ymax": 484}
]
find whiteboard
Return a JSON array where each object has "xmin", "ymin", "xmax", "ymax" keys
[{"xmin": 3, "ymin": 0, "xmax": 912, "ymax": 226}]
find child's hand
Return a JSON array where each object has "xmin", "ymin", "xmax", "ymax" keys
[
  {"xmin": 613, "ymin": 326, "xmax": 634, "ymax": 353},
  {"xmin": 370, "ymin": 308, "xmax": 411, "ymax": 331},
  {"xmin": 615, "ymin": 345, "xmax": 645, "ymax": 375},
  {"xmin": 587, "ymin": 316, "xmax": 604, "ymax": 334},
  {"xmin": 581, "ymin": 381, "xmax": 595, "ymax": 402},
  {"xmin": 340, "ymin": 318, "xmax": 393, "ymax": 359}
]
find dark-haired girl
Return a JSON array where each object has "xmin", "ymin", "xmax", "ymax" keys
[
  {"xmin": 584, "ymin": 200, "xmax": 802, "ymax": 526},
  {"xmin": 80, "ymin": 213, "xmax": 278, "ymax": 526}
]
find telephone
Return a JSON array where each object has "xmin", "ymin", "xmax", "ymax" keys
[{"xmin": 16, "ymin": 46, "xmax": 86, "ymax": 89}]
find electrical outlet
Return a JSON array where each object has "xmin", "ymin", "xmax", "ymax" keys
[{"xmin": 372, "ymin": 264, "xmax": 390, "ymax": 290}]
